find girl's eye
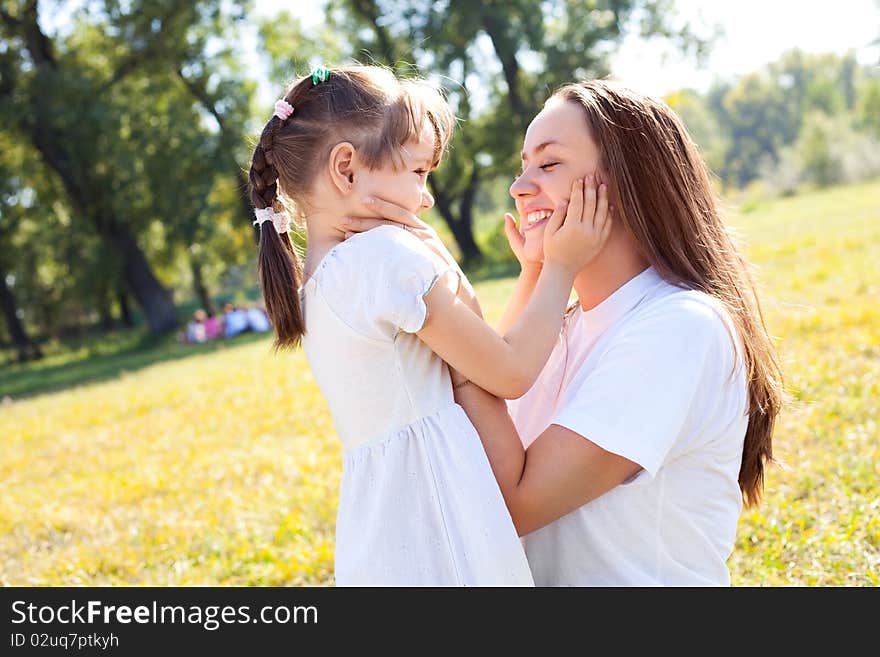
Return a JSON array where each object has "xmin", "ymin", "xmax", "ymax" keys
[
  {"xmin": 539, "ymin": 162, "xmax": 560, "ymax": 171},
  {"xmin": 414, "ymin": 169, "xmax": 429, "ymax": 176}
]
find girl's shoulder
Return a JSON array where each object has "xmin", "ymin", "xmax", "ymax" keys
[
  {"xmin": 307, "ymin": 225, "xmax": 451, "ymax": 339},
  {"xmin": 343, "ymin": 223, "xmax": 426, "ymax": 255},
  {"xmin": 317, "ymin": 225, "xmax": 432, "ymax": 276}
]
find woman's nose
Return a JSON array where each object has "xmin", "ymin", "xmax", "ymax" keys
[
  {"xmin": 509, "ymin": 172, "xmax": 536, "ymax": 199},
  {"xmin": 421, "ymin": 189, "xmax": 435, "ymax": 211}
]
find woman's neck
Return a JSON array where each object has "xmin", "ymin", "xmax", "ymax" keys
[{"xmin": 572, "ymin": 230, "xmax": 649, "ymax": 311}]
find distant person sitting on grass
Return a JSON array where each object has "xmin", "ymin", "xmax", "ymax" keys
[
  {"xmin": 203, "ymin": 311, "xmax": 223, "ymax": 341},
  {"xmin": 222, "ymin": 302, "xmax": 250, "ymax": 338},
  {"xmin": 183, "ymin": 309, "xmax": 207, "ymax": 344},
  {"xmin": 245, "ymin": 303, "xmax": 271, "ymax": 333}
]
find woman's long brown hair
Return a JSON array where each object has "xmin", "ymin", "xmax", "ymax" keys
[
  {"xmin": 248, "ymin": 65, "xmax": 454, "ymax": 350},
  {"xmin": 555, "ymin": 79, "xmax": 785, "ymax": 507}
]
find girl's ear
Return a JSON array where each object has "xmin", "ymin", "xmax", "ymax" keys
[{"xmin": 327, "ymin": 142, "xmax": 357, "ymax": 195}]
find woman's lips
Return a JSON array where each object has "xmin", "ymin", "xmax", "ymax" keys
[
  {"xmin": 523, "ymin": 217, "xmax": 548, "ymax": 233},
  {"xmin": 522, "ymin": 208, "xmax": 553, "ymax": 233}
]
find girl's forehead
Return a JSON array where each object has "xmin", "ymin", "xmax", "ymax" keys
[{"xmin": 401, "ymin": 122, "xmax": 437, "ymax": 161}]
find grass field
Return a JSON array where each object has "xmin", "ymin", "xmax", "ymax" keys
[{"xmin": 1, "ymin": 180, "xmax": 878, "ymax": 586}]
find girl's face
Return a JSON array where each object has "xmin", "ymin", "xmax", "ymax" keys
[
  {"xmin": 510, "ymin": 99, "xmax": 603, "ymax": 263},
  {"xmin": 354, "ymin": 121, "xmax": 436, "ymax": 216}
]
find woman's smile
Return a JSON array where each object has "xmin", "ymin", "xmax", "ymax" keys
[{"xmin": 523, "ymin": 209, "xmax": 553, "ymax": 232}]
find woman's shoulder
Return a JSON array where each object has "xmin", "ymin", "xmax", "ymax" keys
[
  {"xmin": 640, "ymin": 285, "xmax": 732, "ymax": 328},
  {"xmin": 626, "ymin": 286, "xmax": 740, "ymax": 356}
]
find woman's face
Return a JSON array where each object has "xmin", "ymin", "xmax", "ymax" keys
[
  {"xmin": 354, "ymin": 121, "xmax": 436, "ymax": 216},
  {"xmin": 510, "ymin": 98, "xmax": 602, "ymax": 263}
]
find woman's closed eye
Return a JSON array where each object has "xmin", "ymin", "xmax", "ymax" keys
[{"xmin": 539, "ymin": 162, "xmax": 560, "ymax": 171}]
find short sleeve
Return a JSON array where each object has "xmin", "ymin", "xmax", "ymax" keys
[
  {"xmin": 553, "ymin": 296, "xmax": 736, "ymax": 479},
  {"xmin": 316, "ymin": 225, "xmax": 458, "ymax": 341}
]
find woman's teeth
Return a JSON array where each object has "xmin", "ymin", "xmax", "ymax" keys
[{"xmin": 524, "ymin": 210, "xmax": 552, "ymax": 231}]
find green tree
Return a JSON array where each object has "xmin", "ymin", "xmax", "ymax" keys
[
  {"xmin": 708, "ymin": 49, "xmax": 864, "ymax": 188},
  {"xmin": 0, "ymin": 157, "xmax": 43, "ymax": 362},
  {"xmin": 0, "ymin": 0, "xmax": 255, "ymax": 335},
  {"xmin": 664, "ymin": 88, "xmax": 727, "ymax": 180}
]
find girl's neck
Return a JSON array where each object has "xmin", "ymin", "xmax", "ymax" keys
[{"xmin": 303, "ymin": 210, "xmax": 347, "ymax": 280}]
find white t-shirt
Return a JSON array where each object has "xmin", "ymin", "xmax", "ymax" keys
[{"xmin": 508, "ymin": 266, "xmax": 749, "ymax": 586}]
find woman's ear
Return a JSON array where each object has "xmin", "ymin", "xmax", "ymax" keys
[{"xmin": 327, "ymin": 142, "xmax": 358, "ymax": 195}]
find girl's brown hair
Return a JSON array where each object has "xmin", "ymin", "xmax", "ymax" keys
[
  {"xmin": 554, "ymin": 79, "xmax": 785, "ymax": 508},
  {"xmin": 248, "ymin": 65, "xmax": 454, "ymax": 350}
]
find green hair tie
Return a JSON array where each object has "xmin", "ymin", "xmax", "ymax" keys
[{"xmin": 311, "ymin": 67, "xmax": 330, "ymax": 85}]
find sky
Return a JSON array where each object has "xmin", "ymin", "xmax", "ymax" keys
[
  {"xmin": 610, "ymin": 0, "xmax": 880, "ymax": 96},
  {"xmin": 254, "ymin": 0, "xmax": 880, "ymax": 98}
]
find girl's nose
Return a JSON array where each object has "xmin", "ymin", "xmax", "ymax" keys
[{"xmin": 421, "ymin": 189, "xmax": 435, "ymax": 211}]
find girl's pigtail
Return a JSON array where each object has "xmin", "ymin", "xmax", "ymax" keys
[{"xmin": 249, "ymin": 132, "xmax": 305, "ymax": 350}]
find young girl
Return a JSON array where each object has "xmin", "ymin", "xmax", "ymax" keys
[{"xmin": 247, "ymin": 65, "xmax": 611, "ymax": 586}]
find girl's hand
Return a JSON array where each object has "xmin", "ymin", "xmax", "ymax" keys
[
  {"xmin": 542, "ymin": 174, "xmax": 612, "ymax": 274},
  {"xmin": 503, "ymin": 212, "xmax": 543, "ymax": 276}
]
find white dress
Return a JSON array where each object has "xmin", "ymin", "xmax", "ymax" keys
[{"xmin": 300, "ymin": 225, "xmax": 534, "ymax": 587}]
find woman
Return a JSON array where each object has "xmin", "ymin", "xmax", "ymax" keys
[{"xmin": 342, "ymin": 79, "xmax": 785, "ymax": 586}]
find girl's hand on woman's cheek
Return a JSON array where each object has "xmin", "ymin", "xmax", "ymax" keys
[{"xmin": 504, "ymin": 212, "xmax": 542, "ymax": 275}]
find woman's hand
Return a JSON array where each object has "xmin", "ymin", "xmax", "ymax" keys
[
  {"xmin": 542, "ymin": 174, "xmax": 611, "ymax": 274},
  {"xmin": 342, "ymin": 196, "xmax": 457, "ymax": 268}
]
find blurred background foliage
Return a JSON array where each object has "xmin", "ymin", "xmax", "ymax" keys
[{"xmin": 1, "ymin": 0, "xmax": 878, "ymax": 366}]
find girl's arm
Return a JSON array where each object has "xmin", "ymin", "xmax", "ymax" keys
[
  {"xmin": 417, "ymin": 260, "xmax": 575, "ymax": 398},
  {"xmin": 495, "ymin": 211, "xmax": 542, "ymax": 335},
  {"xmin": 415, "ymin": 177, "xmax": 610, "ymax": 399},
  {"xmin": 495, "ymin": 263, "xmax": 541, "ymax": 335}
]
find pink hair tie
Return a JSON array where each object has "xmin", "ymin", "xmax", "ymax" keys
[{"xmin": 273, "ymin": 99, "xmax": 294, "ymax": 121}]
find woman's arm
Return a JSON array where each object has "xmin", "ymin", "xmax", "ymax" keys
[{"xmin": 450, "ymin": 374, "xmax": 641, "ymax": 536}]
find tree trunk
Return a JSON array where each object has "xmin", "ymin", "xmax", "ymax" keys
[
  {"xmin": 118, "ymin": 287, "xmax": 134, "ymax": 328},
  {"xmin": 190, "ymin": 258, "xmax": 216, "ymax": 316},
  {"xmin": 27, "ymin": 125, "xmax": 178, "ymax": 334},
  {"xmin": 430, "ymin": 172, "xmax": 483, "ymax": 266},
  {"xmin": 7, "ymin": 3, "xmax": 180, "ymax": 335},
  {"xmin": 104, "ymin": 221, "xmax": 178, "ymax": 333},
  {"xmin": 445, "ymin": 214, "xmax": 482, "ymax": 266},
  {"xmin": 479, "ymin": 7, "xmax": 528, "ymax": 131},
  {"xmin": 97, "ymin": 282, "xmax": 114, "ymax": 331},
  {"xmin": 0, "ymin": 273, "xmax": 43, "ymax": 362}
]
